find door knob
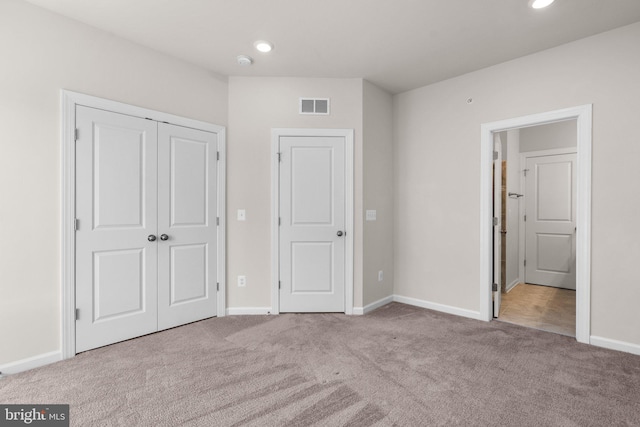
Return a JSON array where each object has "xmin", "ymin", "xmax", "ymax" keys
[
  {"xmin": 147, "ymin": 235, "xmax": 157, "ymax": 242},
  {"xmin": 337, "ymin": 231, "xmax": 344, "ymax": 237},
  {"xmin": 160, "ymin": 234, "xmax": 169, "ymax": 241}
]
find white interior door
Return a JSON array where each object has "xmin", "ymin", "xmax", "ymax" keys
[
  {"xmin": 279, "ymin": 136, "xmax": 346, "ymax": 312},
  {"xmin": 157, "ymin": 123, "xmax": 217, "ymax": 330},
  {"xmin": 493, "ymin": 137, "xmax": 502, "ymax": 317},
  {"xmin": 75, "ymin": 106, "xmax": 159, "ymax": 352},
  {"xmin": 525, "ymin": 152, "xmax": 577, "ymax": 289}
]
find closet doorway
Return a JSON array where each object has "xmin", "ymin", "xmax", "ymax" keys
[{"xmin": 61, "ymin": 91, "xmax": 226, "ymax": 357}]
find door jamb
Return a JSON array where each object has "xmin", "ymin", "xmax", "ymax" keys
[
  {"xmin": 270, "ymin": 128, "xmax": 354, "ymax": 315},
  {"xmin": 480, "ymin": 105, "xmax": 592, "ymax": 343},
  {"xmin": 60, "ymin": 90, "xmax": 226, "ymax": 360}
]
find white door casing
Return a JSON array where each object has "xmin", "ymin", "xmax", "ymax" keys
[
  {"xmin": 493, "ymin": 137, "xmax": 502, "ymax": 317},
  {"xmin": 524, "ymin": 151, "xmax": 577, "ymax": 289},
  {"xmin": 480, "ymin": 105, "xmax": 591, "ymax": 344},
  {"xmin": 62, "ymin": 90, "xmax": 226, "ymax": 358},
  {"xmin": 157, "ymin": 123, "xmax": 218, "ymax": 330},
  {"xmin": 75, "ymin": 106, "xmax": 159, "ymax": 352},
  {"xmin": 271, "ymin": 129, "xmax": 354, "ymax": 315}
]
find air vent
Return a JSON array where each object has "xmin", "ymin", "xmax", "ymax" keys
[{"xmin": 299, "ymin": 98, "xmax": 330, "ymax": 115}]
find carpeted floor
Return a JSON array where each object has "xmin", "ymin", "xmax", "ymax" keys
[{"xmin": 1, "ymin": 302, "xmax": 639, "ymax": 426}]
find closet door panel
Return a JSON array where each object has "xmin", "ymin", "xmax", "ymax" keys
[{"xmin": 157, "ymin": 123, "xmax": 218, "ymax": 330}]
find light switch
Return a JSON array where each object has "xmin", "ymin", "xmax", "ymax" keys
[
  {"xmin": 366, "ymin": 210, "xmax": 377, "ymax": 221},
  {"xmin": 237, "ymin": 209, "xmax": 246, "ymax": 221}
]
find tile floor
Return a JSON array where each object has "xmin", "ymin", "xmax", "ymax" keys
[{"xmin": 497, "ymin": 283, "xmax": 576, "ymax": 337}]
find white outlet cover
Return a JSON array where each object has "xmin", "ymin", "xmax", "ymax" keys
[
  {"xmin": 366, "ymin": 210, "xmax": 377, "ymax": 221},
  {"xmin": 237, "ymin": 275, "xmax": 246, "ymax": 287},
  {"xmin": 378, "ymin": 270, "xmax": 384, "ymax": 281},
  {"xmin": 237, "ymin": 209, "xmax": 246, "ymax": 221}
]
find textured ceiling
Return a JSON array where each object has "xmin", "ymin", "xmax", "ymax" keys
[{"xmin": 23, "ymin": 0, "xmax": 640, "ymax": 93}]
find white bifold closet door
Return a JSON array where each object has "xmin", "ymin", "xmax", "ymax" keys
[{"xmin": 75, "ymin": 106, "xmax": 217, "ymax": 353}]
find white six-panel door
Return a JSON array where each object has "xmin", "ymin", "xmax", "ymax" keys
[
  {"xmin": 525, "ymin": 152, "xmax": 577, "ymax": 289},
  {"xmin": 76, "ymin": 106, "xmax": 217, "ymax": 352},
  {"xmin": 279, "ymin": 136, "xmax": 346, "ymax": 312}
]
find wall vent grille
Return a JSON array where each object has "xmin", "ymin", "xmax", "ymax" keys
[{"xmin": 299, "ymin": 98, "xmax": 330, "ymax": 115}]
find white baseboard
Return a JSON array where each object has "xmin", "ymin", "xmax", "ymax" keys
[
  {"xmin": 226, "ymin": 307, "xmax": 273, "ymax": 316},
  {"xmin": 506, "ymin": 279, "xmax": 520, "ymax": 292},
  {"xmin": 354, "ymin": 295, "xmax": 394, "ymax": 315},
  {"xmin": 0, "ymin": 351, "xmax": 62, "ymax": 376},
  {"xmin": 590, "ymin": 336, "xmax": 640, "ymax": 356},
  {"xmin": 393, "ymin": 295, "xmax": 484, "ymax": 321}
]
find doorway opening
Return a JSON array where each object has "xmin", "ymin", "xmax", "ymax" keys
[{"xmin": 480, "ymin": 105, "xmax": 592, "ymax": 344}]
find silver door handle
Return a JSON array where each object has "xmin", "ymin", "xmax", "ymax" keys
[
  {"xmin": 148, "ymin": 235, "xmax": 157, "ymax": 242},
  {"xmin": 337, "ymin": 231, "xmax": 344, "ymax": 237},
  {"xmin": 160, "ymin": 234, "xmax": 169, "ymax": 241}
]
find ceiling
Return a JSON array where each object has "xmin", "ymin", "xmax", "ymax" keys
[{"xmin": 24, "ymin": 0, "xmax": 640, "ymax": 94}]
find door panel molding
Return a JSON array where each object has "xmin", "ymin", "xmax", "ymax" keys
[
  {"xmin": 480, "ymin": 104, "xmax": 592, "ymax": 344},
  {"xmin": 271, "ymin": 128, "xmax": 354, "ymax": 315},
  {"xmin": 61, "ymin": 90, "xmax": 226, "ymax": 359}
]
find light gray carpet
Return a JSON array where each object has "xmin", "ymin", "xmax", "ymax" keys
[{"xmin": 1, "ymin": 302, "xmax": 639, "ymax": 426}]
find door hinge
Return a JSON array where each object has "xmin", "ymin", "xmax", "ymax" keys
[
  {"xmin": 524, "ymin": 259, "xmax": 527, "ymax": 267},
  {"xmin": 216, "ymin": 217, "xmax": 219, "ymax": 226},
  {"xmin": 75, "ymin": 308, "xmax": 79, "ymax": 320},
  {"xmin": 523, "ymin": 168, "xmax": 529, "ymax": 177},
  {"xmin": 217, "ymin": 151, "xmax": 220, "ymax": 161},
  {"xmin": 492, "ymin": 283, "xmax": 498, "ymax": 292},
  {"xmin": 524, "ymin": 215, "xmax": 527, "ymax": 222},
  {"xmin": 216, "ymin": 282, "xmax": 219, "ymax": 292},
  {"xmin": 74, "ymin": 218, "xmax": 79, "ymax": 231},
  {"xmin": 74, "ymin": 128, "xmax": 79, "ymax": 141},
  {"xmin": 278, "ymin": 153, "xmax": 281, "ymax": 162},
  {"xmin": 493, "ymin": 151, "xmax": 499, "ymax": 160},
  {"xmin": 278, "ymin": 217, "xmax": 281, "ymax": 226},
  {"xmin": 278, "ymin": 281, "xmax": 281, "ymax": 290},
  {"xmin": 493, "ymin": 217, "xmax": 498, "ymax": 226}
]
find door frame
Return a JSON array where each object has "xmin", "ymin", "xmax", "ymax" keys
[
  {"xmin": 519, "ymin": 148, "xmax": 578, "ymax": 287},
  {"xmin": 270, "ymin": 128, "xmax": 354, "ymax": 315},
  {"xmin": 60, "ymin": 90, "xmax": 226, "ymax": 359},
  {"xmin": 480, "ymin": 104, "xmax": 592, "ymax": 343}
]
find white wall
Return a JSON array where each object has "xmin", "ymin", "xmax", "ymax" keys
[
  {"xmin": 505, "ymin": 129, "xmax": 520, "ymax": 291},
  {"xmin": 363, "ymin": 81, "xmax": 394, "ymax": 307},
  {"xmin": 520, "ymin": 120, "xmax": 577, "ymax": 152},
  {"xmin": 227, "ymin": 77, "xmax": 364, "ymax": 310},
  {"xmin": 0, "ymin": 0, "xmax": 227, "ymax": 366},
  {"xmin": 394, "ymin": 21, "xmax": 640, "ymax": 346}
]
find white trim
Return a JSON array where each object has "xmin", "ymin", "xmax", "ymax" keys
[
  {"xmin": 480, "ymin": 105, "xmax": 592, "ymax": 344},
  {"xmin": 505, "ymin": 279, "xmax": 520, "ymax": 293},
  {"xmin": 354, "ymin": 295, "xmax": 394, "ymax": 315},
  {"xmin": 590, "ymin": 336, "xmax": 640, "ymax": 356},
  {"xmin": 61, "ymin": 90, "xmax": 227, "ymax": 360},
  {"xmin": 518, "ymin": 147, "xmax": 577, "ymax": 290},
  {"xmin": 217, "ymin": 130, "xmax": 227, "ymax": 318},
  {"xmin": 393, "ymin": 295, "xmax": 484, "ymax": 321},
  {"xmin": 271, "ymin": 128, "xmax": 355, "ymax": 315},
  {"xmin": 0, "ymin": 351, "xmax": 62, "ymax": 375},
  {"xmin": 226, "ymin": 307, "xmax": 273, "ymax": 316}
]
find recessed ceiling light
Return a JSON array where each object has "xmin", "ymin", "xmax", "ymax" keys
[
  {"xmin": 529, "ymin": 0, "xmax": 555, "ymax": 9},
  {"xmin": 237, "ymin": 55, "xmax": 253, "ymax": 66},
  {"xmin": 254, "ymin": 40, "xmax": 273, "ymax": 53}
]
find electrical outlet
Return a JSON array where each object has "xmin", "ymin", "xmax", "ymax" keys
[
  {"xmin": 366, "ymin": 210, "xmax": 377, "ymax": 221},
  {"xmin": 237, "ymin": 275, "xmax": 246, "ymax": 287},
  {"xmin": 237, "ymin": 209, "xmax": 246, "ymax": 221},
  {"xmin": 378, "ymin": 270, "xmax": 384, "ymax": 282}
]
